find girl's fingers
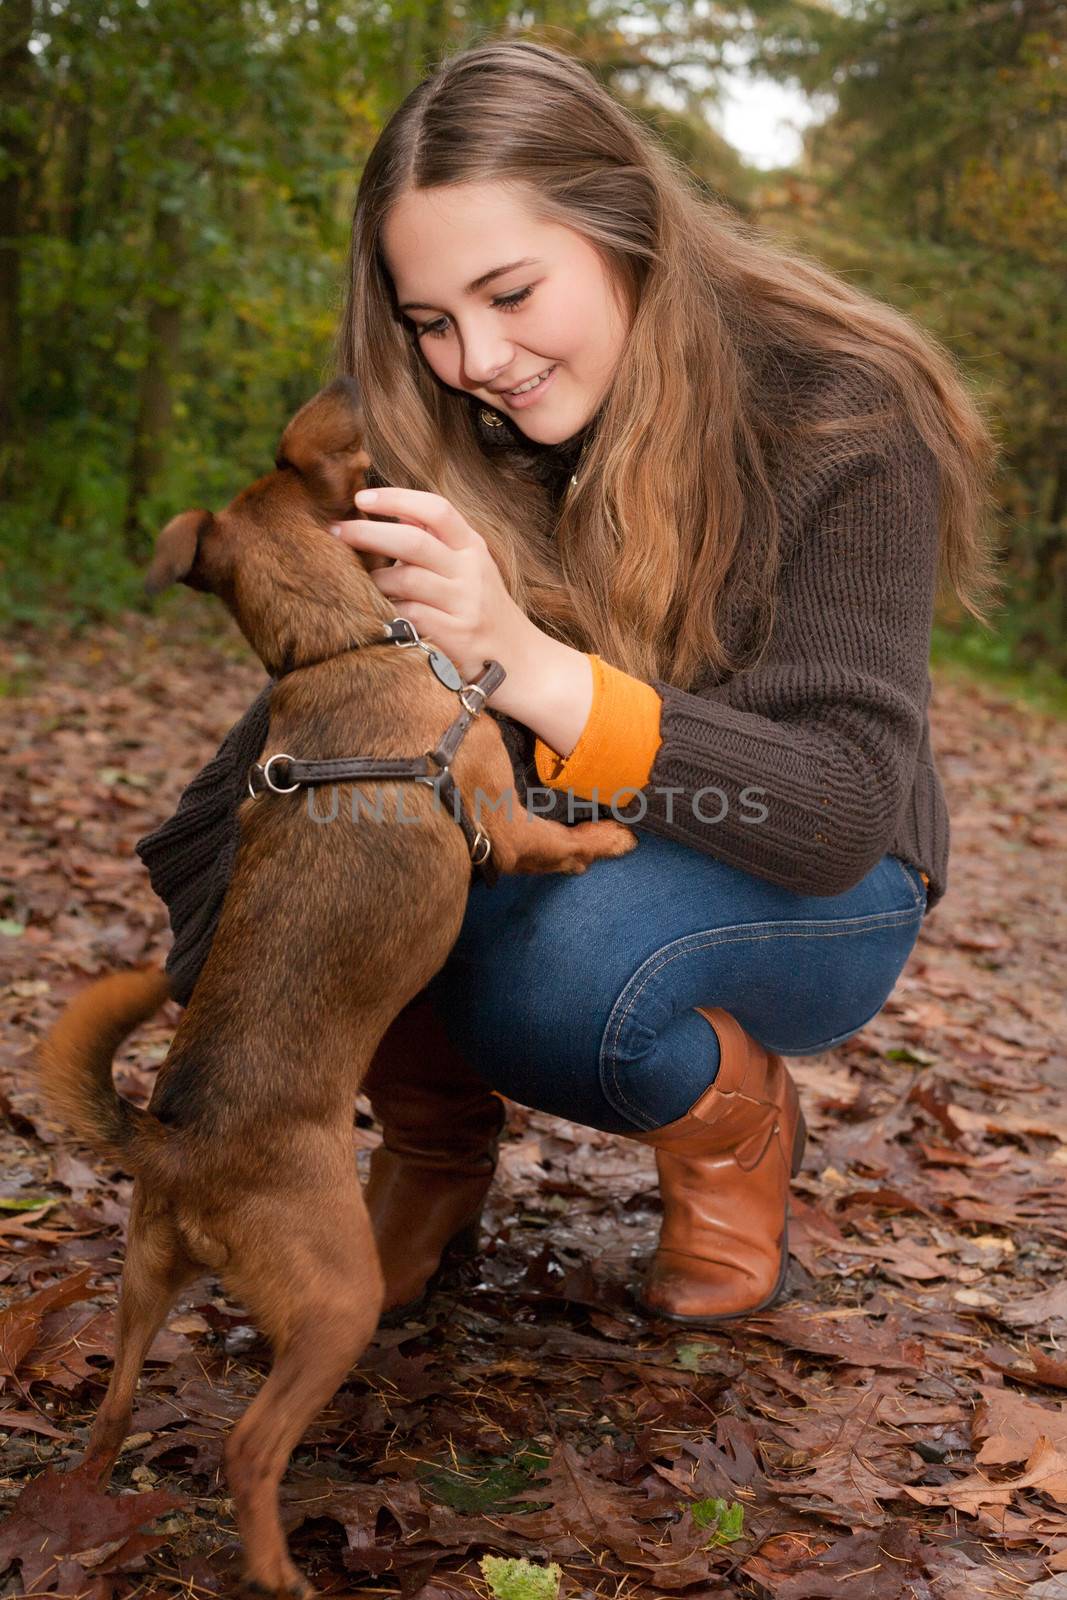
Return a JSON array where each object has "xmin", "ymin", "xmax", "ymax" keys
[
  {"xmin": 331, "ymin": 516, "xmax": 452, "ymax": 576},
  {"xmin": 354, "ymin": 488, "xmax": 474, "ymax": 551},
  {"xmin": 373, "ymin": 566, "xmax": 455, "ymax": 613},
  {"xmin": 328, "ymin": 519, "xmax": 395, "ymax": 571}
]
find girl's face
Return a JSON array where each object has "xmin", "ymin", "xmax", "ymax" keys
[{"xmin": 382, "ymin": 181, "xmax": 631, "ymax": 444}]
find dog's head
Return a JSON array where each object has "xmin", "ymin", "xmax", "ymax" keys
[{"xmin": 144, "ymin": 377, "xmax": 394, "ymax": 676}]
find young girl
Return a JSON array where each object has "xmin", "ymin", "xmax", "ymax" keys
[{"xmin": 139, "ymin": 38, "xmax": 998, "ymax": 1328}]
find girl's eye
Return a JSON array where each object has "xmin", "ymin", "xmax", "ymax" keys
[{"xmin": 416, "ymin": 285, "xmax": 533, "ymax": 340}]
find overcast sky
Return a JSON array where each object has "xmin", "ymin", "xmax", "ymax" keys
[
  {"xmin": 710, "ymin": 67, "xmax": 827, "ymax": 169},
  {"xmin": 637, "ymin": 24, "xmax": 833, "ymax": 173}
]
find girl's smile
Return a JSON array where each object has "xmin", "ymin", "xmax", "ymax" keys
[{"xmin": 494, "ymin": 362, "xmax": 559, "ymax": 407}]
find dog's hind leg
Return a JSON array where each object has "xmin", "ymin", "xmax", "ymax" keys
[
  {"xmin": 82, "ymin": 1183, "xmax": 198, "ymax": 1483},
  {"xmin": 222, "ymin": 1183, "xmax": 384, "ymax": 1599}
]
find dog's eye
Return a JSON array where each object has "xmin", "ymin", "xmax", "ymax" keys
[{"xmin": 275, "ymin": 454, "xmax": 293, "ymax": 471}]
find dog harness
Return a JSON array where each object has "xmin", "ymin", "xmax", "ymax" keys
[{"xmin": 246, "ymin": 617, "xmax": 507, "ymax": 888}]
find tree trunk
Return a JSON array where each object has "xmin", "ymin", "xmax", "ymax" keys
[
  {"xmin": 398, "ymin": 0, "xmax": 429, "ymax": 96},
  {"xmin": 0, "ymin": 0, "xmax": 36, "ymax": 446},
  {"xmin": 58, "ymin": 64, "xmax": 93, "ymax": 250},
  {"xmin": 123, "ymin": 201, "xmax": 185, "ymax": 557}
]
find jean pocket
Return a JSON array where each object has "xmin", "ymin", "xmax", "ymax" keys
[{"xmin": 891, "ymin": 855, "xmax": 928, "ymax": 911}]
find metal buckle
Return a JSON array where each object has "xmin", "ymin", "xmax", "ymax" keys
[
  {"xmin": 262, "ymin": 752, "xmax": 300, "ymax": 794},
  {"xmin": 470, "ymin": 829, "xmax": 491, "ymax": 866},
  {"xmin": 458, "ymin": 682, "xmax": 488, "ymax": 716},
  {"xmin": 390, "ymin": 616, "xmax": 422, "ymax": 649}
]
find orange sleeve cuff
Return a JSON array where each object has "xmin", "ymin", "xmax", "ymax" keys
[{"xmin": 532, "ymin": 653, "xmax": 663, "ymax": 804}]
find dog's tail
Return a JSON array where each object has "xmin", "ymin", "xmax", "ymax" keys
[{"xmin": 35, "ymin": 963, "xmax": 172, "ymax": 1163}]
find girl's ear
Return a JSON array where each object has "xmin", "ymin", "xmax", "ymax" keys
[
  {"xmin": 144, "ymin": 509, "xmax": 215, "ymax": 596},
  {"xmin": 274, "ymin": 377, "xmax": 374, "ymax": 520}
]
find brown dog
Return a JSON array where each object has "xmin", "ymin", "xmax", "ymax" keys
[{"xmin": 35, "ymin": 376, "xmax": 636, "ymax": 1597}]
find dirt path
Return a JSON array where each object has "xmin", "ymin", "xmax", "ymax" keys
[{"xmin": 1, "ymin": 608, "xmax": 1065, "ymax": 1599}]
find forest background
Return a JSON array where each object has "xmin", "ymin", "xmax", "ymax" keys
[{"xmin": 1, "ymin": 0, "xmax": 1064, "ymax": 704}]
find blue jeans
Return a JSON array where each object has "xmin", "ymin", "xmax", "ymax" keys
[{"xmin": 422, "ymin": 837, "xmax": 928, "ymax": 1135}]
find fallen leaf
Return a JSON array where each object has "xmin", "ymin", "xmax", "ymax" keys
[{"xmin": 0, "ymin": 1461, "xmax": 186, "ymax": 1593}]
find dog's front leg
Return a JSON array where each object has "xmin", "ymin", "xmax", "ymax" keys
[
  {"xmin": 458, "ymin": 720, "xmax": 640, "ymax": 876},
  {"xmin": 491, "ymin": 811, "xmax": 639, "ymax": 875}
]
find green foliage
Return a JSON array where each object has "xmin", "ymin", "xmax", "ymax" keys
[
  {"xmin": 2, "ymin": 0, "xmax": 357, "ymax": 623},
  {"xmin": 742, "ymin": 0, "xmax": 1066, "ymax": 673},
  {"xmin": 931, "ymin": 618, "xmax": 1067, "ymax": 720},
  {"xmin": 688, "ymin": 1496, "xmax": 746, "ymax": 1546},
  {"xmin": 1, "ymin": 0, "xmax": 745, "ymax": 633},
  {"xmin": 480, "ymin": 1555, "xmax": 562, "ymax": 1600}
]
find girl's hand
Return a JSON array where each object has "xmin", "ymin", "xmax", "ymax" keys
[
  {"xmin": 332, "ymin": 485, "xmax": 596, "ymax": 745},
  {"xmin": 329, "ymin": 486, "xmax": 537, "ymax": 692}
]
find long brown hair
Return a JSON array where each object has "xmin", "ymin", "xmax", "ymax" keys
[{"xmin": 335, "ymin": 37, "xmax": 1001, "ymax": 691}]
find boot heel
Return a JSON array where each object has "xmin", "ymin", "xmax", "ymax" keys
[
  {"xmin": 790, "ymin": 1108, "xmax": 807, "ymax": 1177},
  {"xmin": 378, "ymin": 1208, "xmax": 487, "ymax": 1328},
  {"xmin": 441, "ymin": 1209, "xmax": 484, "ymax": 1263}
]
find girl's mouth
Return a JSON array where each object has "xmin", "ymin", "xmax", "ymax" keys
[{"xmin": 498, "ymin": 364, "xmax": 558, "ymax": 407}]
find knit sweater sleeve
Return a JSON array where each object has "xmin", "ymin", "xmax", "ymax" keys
[
  {"xmin": 626, "ymin": 419, "xmax": 941, "ymax": 898},
  {"xmin": 135, "ymin": 678, "xmax": 273, "ymax": 1006}
]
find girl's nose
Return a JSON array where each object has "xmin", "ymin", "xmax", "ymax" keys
[{"xmin": 461, "ymin": 335, "xmax": 516, "ymax": 390}]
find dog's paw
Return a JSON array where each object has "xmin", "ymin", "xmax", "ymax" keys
[
  {"xmin": 569, "ymin": 819, "xmax": 639, "ymax": 859},
  {"xmin": 243, "ymin": 1574, "xmax": 316, "ymax": 1600}
]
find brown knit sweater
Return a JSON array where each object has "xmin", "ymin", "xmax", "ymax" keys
[{"xmin": 137, "ymin": 361, "xmax": 949, "ymax": 1005}]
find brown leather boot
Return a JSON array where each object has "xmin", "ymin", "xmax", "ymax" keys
[
  {"xmin": 631, "ymin": 1005, "xmax": 806, "ymax": 1324},
  {"xmin": 362, "ymin": 992, "xmax": 507, "ymax": 1317}
]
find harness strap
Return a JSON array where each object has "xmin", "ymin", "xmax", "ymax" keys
[
  {"xmin": 263, "ymin": 755, "xmax": 431, "ymax": 784},
  {"xmin": 428, "ymin": 659, "xmax": 506, "ymax": 766},
  {"xmin": 247, "ymin": 650, "xmax": 507, "ymax": 888}
]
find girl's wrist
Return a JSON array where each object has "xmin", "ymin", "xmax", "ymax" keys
[{"xmin": 488, "ymin": 624, "xmax": 593, "ymax": 756}]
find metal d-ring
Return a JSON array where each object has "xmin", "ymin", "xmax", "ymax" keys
[
  {"xmin": 414, "ymin": 748, "xmax": 447, "ymax": 788},
  {"xmin": 263, "ymin": 752, "xmax": 300, "ymax": 794},
  {"xmin": 470, "ymin": 830, "xmax": 491, "ymax": 865},
  {"xmin": 458, "ymin": 682, "xmax": 488, "ymax": 716}
]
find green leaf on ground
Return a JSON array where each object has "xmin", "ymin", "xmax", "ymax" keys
[
  {"xmin": 689, "ymin": 1496, "xmax": 745, "ymax": 1546},
  {"xmin": 885, "ymin": 1046, "xmax": 938, "ymax": 1065},
  {"xmin": 480, "ymin": 1554, "xmax": 562, "ymax": 1600},
  {"xmin": 674, "ymin": 1340, "xmax": 718, "ymax": 1371}
]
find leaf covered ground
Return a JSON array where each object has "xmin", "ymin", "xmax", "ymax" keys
[{"xmin": 1, "ymin": 607, "xmax": 1066, "ymax": 1600}]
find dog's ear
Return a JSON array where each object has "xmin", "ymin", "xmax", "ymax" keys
[
  {"xmin": 275, "ymin": 377, "xmax": 373, "ymax": 518},
  {"xmin": 144, "ymin": 509, "xmax": 215, "ymax": 597}
]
